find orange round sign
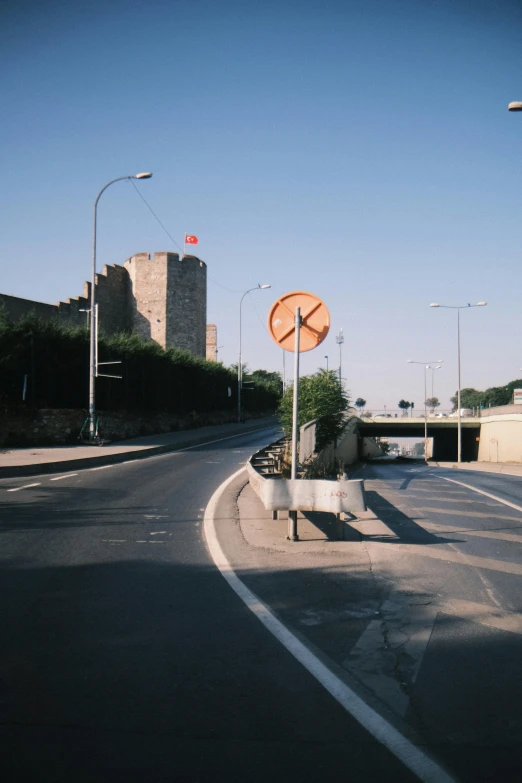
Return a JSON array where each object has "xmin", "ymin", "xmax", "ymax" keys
[{"xmin": 268, "ymin": 291, "xmax": 330, "ymax": 352}]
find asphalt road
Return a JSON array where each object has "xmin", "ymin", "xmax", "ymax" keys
[
  {"xmin": 0, "ymin": 430, "xmax": 421, "ymax": 783},
  {"xmin": 217, "ymin": 459, "xmax": 522, "ymax": 783}
]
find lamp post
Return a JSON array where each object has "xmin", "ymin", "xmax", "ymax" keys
[
  {"xmin": 89, "ymin": 172, "xmax": 152, "ymax": 442},
  {"xmin": 324, "ymin": 355, "xmax": 329, "ymax": 371},
  {"xmin": 430, "ymin": 302, "xmax": 487, "ymax": 462},
  {"xmin": 336, "ymin": 328, "xmax": 344, "ymax": 384},
  {"xmin": 238, "ymin": 284, "xmax": 271, "ymax": 423},
  {"xmin": 407, "ymin": 358, "xmax": 443, "ymax": 460},
  {"xmin": 428, "ymin": 364, "xmax": 442, "ymax": 399}
]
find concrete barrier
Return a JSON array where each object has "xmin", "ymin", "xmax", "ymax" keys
[{"xmin": 247, "ymin": 451, "xmax": 366, "ymax": 514}]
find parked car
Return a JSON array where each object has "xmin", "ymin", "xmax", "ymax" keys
[
  {"xmin": 434, "ymin": 413, "xmax": 448, "ymax": 418},
  {"xmin": 374, "ymin": 413, "xmax": 393, "ymax": 418},
  {"xmin": 448, "ymin": 408, "xmax": 473, "ymax": 418}
]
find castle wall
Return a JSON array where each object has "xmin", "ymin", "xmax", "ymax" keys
[
  {"xmin": 1, "ymin": 252, "xmax": 209, "ymax": 360},
  {"xmin": 94, "ymin": 264, "xmax": 129, "ymax": 334},
  {"xmin": 0, "ymin": 293, "xmax": 59, "ymax": 323},
  {"xmin": 124, "ymin": 252, "xmax": 168, "ymax": 346},
  {"xmin": 166, "ymin": 254, "xmax": 207, "ymax": 357},
  {"xmin": 206, "ymin": 324, "xmax": 217, "ymax": 362}
]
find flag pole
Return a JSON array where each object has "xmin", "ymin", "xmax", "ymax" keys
[{"xmin": 183, "ymin": 233, "xmax": 186, "ymax": 259}]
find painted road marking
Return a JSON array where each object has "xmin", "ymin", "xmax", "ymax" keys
[
  {"xmin": 441, "ymin": 476, "xmax": 522, "ymax": 514},
  {"xmin": 7, "ymin": 483, "xmax": 41, "ymax": 492},
  {"xmin": 89, "ymin": 464, "xmax": 115, "ymax": 471},
  {"xmin": 204, "ymin": 468, "xmax": 455, "ymax": 783},
  {"xmin": 50, "ymin": 473, "xmax": 79, "ymax": 481}
]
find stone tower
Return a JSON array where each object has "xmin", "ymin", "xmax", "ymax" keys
[{"xmin": 124, "ymin": 251, "xmax": 207, "ymax": 357}]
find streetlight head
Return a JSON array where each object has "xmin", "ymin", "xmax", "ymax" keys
[
  {"xmin": 477, "ymin": 301, "xmax": 487, "ymax": 306},
  {"xmin": 259, "ymin": 284, "xmax": 271, "ymax": 289},
  {"xmin": 508, "ymin": 102, "xmax": 522, "ymax": 112},
  {"xmin": 430, "ymin": 303, "xmax": 440, "ymax": 307},
  {"xmin": 406, "ymin": 359, "xmax": 413, "ymax": 363},
  {"xmin": 135, "ymin": 172, "xmax": 153, "ymax": 179}
]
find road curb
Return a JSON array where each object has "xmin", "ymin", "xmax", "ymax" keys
[{"xmin": 0, "ymin": 422, "xmax": 278, "ymax": 479}]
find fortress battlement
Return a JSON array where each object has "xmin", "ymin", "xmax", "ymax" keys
[{"xmin": 0, "ymin": 251, "xmax": 213, "ymax": 360}]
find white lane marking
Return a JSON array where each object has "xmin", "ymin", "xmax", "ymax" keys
[
  {"xmin": 7, "ymin": 483, "xmax": 41, "ymax": 492},
  {"xmin": 150, "ymin": 531, "xmax": 166, "ymax": 535},
  {"xmin": 89, "ymin": 464, "xmax": 115, "ymax": 471},
  {"xmin": 441, "ymin": 477, "xmax": 522, "ymax": 514},
  {"xmin": 204, "ymin": 469, "xmax": 455, "ymax": 783},
  {"xmin": 103, "ymin": 539, "xmax": 126, "ymax": 543},
  {"xmin": 50, "ymin": 473, "xmax": 79, "ymax": 481}
]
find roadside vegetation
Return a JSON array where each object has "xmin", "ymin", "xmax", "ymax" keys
[
  {"xmin": 0, "ymin": 311, "xmax": 281, "ymax": 416},
  {"xmin": 278, "ymin": 368, "xmax": 349, "ymax": 452},
  {"xmin": 451, "ymin": 379, "xmax": 522, "ymax": 410}
]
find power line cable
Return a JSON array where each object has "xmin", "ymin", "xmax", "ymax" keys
[{"xmin": 129, "ymin": 179, "xmax": 242, "ymax": 293}]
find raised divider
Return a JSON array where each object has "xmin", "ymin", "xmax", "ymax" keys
[{"xmin": 247, "ymin": 439, "xmax": 366, "ymax": 515}]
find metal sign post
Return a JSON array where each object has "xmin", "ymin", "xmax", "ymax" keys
[
  {"xmin": 267, "ymin": 291, "xmax": 330, "ymax": 542},
  {"xmin": 288, "ymin": 307, "xmax": 301, "ymax": 541}
]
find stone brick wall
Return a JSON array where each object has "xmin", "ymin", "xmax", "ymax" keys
[
  {"xmin": 165, "ymin": 254, "xmax": 207, "ymax": 357},
  {"xmin": 206, "ymin": 324, "xmax": 217, "ymax": 361},
  {"xmin": 0, "ymin": 293, "xmax": 59, "ymax": 323},
  {"xmin": 1, "ymin": 251, "xmax": 209, "ymax": 359},
  {"xmin": 95, "ymin": 264, "xmax": 129, "ymax": 334}
]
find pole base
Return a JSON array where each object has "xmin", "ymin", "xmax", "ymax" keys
[{"xmin": 286, "ymin": 535, "xmax": 299, "ymax": 542}]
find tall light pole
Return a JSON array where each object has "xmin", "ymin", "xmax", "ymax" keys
[
  {"xmin": 427, "ymin": 364, "xmax": 442, "ymax": 399},
  {"xmin": 89, "ymin": 172, "xmax": 152, "ymax": 442},
  {"xmin": 336, "ymin": 328, "xmax": 344, "ymax": 384},
  {"xmin": 430, "ymin": 302, "xmax": 487, "ymax": 462},
  {"xmin": 407, "ymin": 359, "xmax": 443, "ymax": 459},
  {"xmin": 238, "ymin": 284, "xmax": 271, "ymax": 423},
  {"xmin": 324, "ymin": 355, "xmax": 329, "ymax": 371}
]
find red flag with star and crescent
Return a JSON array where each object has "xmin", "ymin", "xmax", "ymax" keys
[{"xmin": 185, "ymin": 235, "xmax": 198, "ymax": 245}]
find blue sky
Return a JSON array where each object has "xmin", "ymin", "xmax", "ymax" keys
[{"xmin": 2, "ymin": 0, "xmax": 522, "ymax": 411}]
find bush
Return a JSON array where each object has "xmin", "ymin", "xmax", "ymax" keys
[
  {"xmin": 278, "ymin": 369, "xmax": 349, "ymax": 452},
  {"xmin": 0, "ymin": 310, "xmax": 280, "ymax": 415}
]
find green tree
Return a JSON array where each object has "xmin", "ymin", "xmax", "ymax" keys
[
  {"xmin": 354, "ymin": 397, "xmax": 366, "ymax": 414},
  {"xmin": 425, "ymin": 396, "xmax": 440, "ymax": 413},
  {"xmin": 278, "ymin": 369, "xmax": 349, "ymax": 451},
  {"xmin": 250, "ymin": 369, "xmax": 283, "ymax": 396},
  {"xmin": 398, "ymin": 399, "xmax": 411, "ymax": 417}
]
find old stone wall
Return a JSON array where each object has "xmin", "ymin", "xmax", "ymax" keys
[
  {"xmin": 1, "ymin": 251, "xmax": 209, "ymax": 359},
  {"xmin": 206, "ymin": 324, "xmax": 217, "ymax": 361},
  {"xmin": 0, "ymin": 293, "xmax": 60, "ymax": 323},
  {"xmin": 0, "ymin": 407, "xmax": 261, "ymax": 447},
  {"xmin": 166, "ymin": 254, "xmax": 207, "ymax": 357},
  {"xmin": 95, "ymin": 264, "xmax": 129, "ymax": 334}
]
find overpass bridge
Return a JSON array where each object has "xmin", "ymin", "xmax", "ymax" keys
[
  {"xmin": 356, "ymin": 405, "xmax": 522, "ymax": 462},
  {"xmin": 357, "ymin": 417, "xmax": 480, "ymax": 461}
]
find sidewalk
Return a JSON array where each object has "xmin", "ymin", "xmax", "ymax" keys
[
  {"xmin": 433, "ymin": 460, "xmax": 522, "ymax": 477},
  {"xmin": 0, "ymin": 416, "xmax": 279, "ymax": 479}
]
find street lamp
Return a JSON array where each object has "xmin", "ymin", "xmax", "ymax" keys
[
  {"xmin": 324, "ymin": 355, "xmax": 329, "ymax": 371},
  {"xmin": 336, "ymin": 328, "xmax": 344, "ymax": 384},
  {"xmin": 430, "ymin": 302, "xmax": 487, "ymax": 463},
  {"xmin": 427, "ymin": 364, "xmax": 442, "ymax": 399},
  {"xmin": 508, "ymin": 102, "xmax": 522, "ymax": 111},
  {"xmin": 238, "ymin": 284, "xmax": 271, "ymax": 423},
  {"xmin": 89, "ymin": 172, "xmax": 152, "ymax": 442},
  {"xmin": 407, "ymin": 359, "xmax": 443, "ymax": 460}
]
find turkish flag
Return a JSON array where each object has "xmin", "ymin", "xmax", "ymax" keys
[{"xmin": 185, "ymin": 235, "xmax": 198, "ymax": 244}]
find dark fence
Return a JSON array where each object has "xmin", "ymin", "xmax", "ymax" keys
[{"xmin": 0, "ymin": 314, "xmax": 279, "ymax": 415}]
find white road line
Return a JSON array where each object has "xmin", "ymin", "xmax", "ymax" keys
[
  {"xmin": 204, "ymin": 468, "xmax": 455, "ymax": 783},
  {"xmin": 89, "ymin": 464, "xmax": 115, "ymax": 471},
  {"xmin": 441, "ymin": 477, "xmax": 522, "ymax": 514},
  {"xmin": 50, "ymin": 473, "xmax": 78, "ymax": 481},
  {"xmin": 7, "ymin": 483, "xmax": 41, "ymax": 492}
]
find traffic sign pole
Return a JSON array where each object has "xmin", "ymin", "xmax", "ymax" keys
[{"xmin": 288, "ymin": 306, "xmax": 301, "ymax": 541}]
